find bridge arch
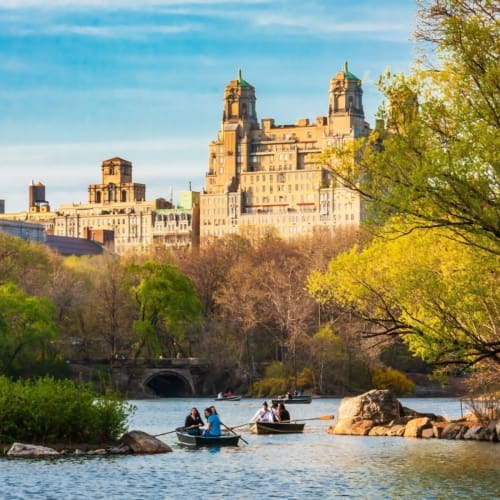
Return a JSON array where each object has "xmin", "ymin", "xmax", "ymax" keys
[{"xmin": 143, "ymin": 369, "xmax": 194, "ymax": 397}]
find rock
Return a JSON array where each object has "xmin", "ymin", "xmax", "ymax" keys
[
  {"xmin": 120, "ymin": 430, "xmax": 173, "ymax": 454},
  {"xmin": 368, "ymin": 426, "xmax": 388, "ymax": 436},
  {"xmin": 7, "ymin": 443, "xmax": 60, "ymax": 457},
  {"xmin": 332, "ymin": 389, "xmax": 402, "ymax": 435},
  {"xmin": 463, "ymin": 425, "xmax": 485, "ymax": 440},
  {"xmin": 421, "ymin": 427, "xmax": 435, "ymax": 439},
  {"xmin": 386, "ymin": 424, "xmax": 406, "ymax": 436},
  {"xmin": 441, "ymin": 422, "xmax": 463, "ymax": 439},
  {"xmin": 403, "ymin": 417, "xmax": 431, "ymax": 438}
]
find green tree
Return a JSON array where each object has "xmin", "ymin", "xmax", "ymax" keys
[
  {"xmin": 320, "ymin": 0, "xmax": 499, "ymax": 252},
  {"xmin": 0, "ymin": 282, "xmax": 58, "ymax": 376},
  {"xmin": 129, "ymin": 261, "xmax": 202, "ymax": 359},
  {"xmin": 307, "ymin": 224, "xmax": 499, "ymax": 369}
]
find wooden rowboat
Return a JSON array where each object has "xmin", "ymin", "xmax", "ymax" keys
[
  {"xmin": 271, "ymin": 395, "xmax": 312, "ymax": 405},
  {"xmin": 214, "ymin": 395, "xmax": 242, "ymax": 401},
  {"xmin": 176, "ymin": 428, "xmax": 241, "ymax": 447},
  {"xmin": 249, "ymin": 422, "xmax": 305, "ymax": 434}
]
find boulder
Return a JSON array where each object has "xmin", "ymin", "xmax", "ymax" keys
[
  {"xmin": 332, "ymin": 389, "xmax": 402, "ymax": 435},
  {"xmin": 441, "ymin": 422, "xmax": 463, "ymax": 439},
  {"xmin": 120, "ymin": 430, "xmax": 172, "ymax": 454},
  {"xmin": 386, "ymin": 424, "xmax": 406, "ymax": 436},
  {"xmin": 403, "ymin": 417, "xmax": 432, "ymax": 438},
  {"xmin": 7, "ymin": 443, "xmax": 60, "ymax": 457},
  {"xmin": 368, "ymin": 426, "xmax": 389, "ymax": 436}
]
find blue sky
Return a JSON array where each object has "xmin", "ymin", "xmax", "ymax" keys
[{"xmin": 0, "ymin": 0, "xmax": 418, "ymax": 212}]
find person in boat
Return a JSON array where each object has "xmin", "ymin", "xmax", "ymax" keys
[
  {"xmin": 278, "ymin": 403, "xmax": 290, "ymax": 422},
  {"xmin": 271, "ymin": 402, "xmax": 280, "ymax": 422},
  {"xmin": 251, "ymin": 401, "xmax": 275, "ymax": 423},
  {"xmin": 184, "ymin": 407, "xmax": 204, "ymax": 435},
  {"xmin": 224, "ymin": 389, "xmax": 233, "ymax": 397},
  {"xmin": 217, "ymin": 392, "xmax": 224, "ymax": 399},
  {"xmin": 202, "ymin": 407, "xmax": 221, "ymax": 437},
  {"xmin": 287, "ymin": 391, "xmax": 293, "ymax": 399}
]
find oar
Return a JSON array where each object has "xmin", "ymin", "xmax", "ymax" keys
[
  {"xmin": 154, "ymin": 425, "xmax": 196, "ymax": 437},
  {"xmin": 228, "ymin": 422, "xmax": 250, "ymax": 431},
  {"xmin": 221, "ymin": 421, "xmax": 249, "ymax": 445},
  {"xmin": 293, "ymin": 415, "xmax": 335, "ymax": 423}
]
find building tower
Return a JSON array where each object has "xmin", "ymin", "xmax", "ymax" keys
[
  {"xmin": 207, "ymin": 69, "xmax": 258, "ymax": 195},
  {"xmin": 88, "ymin": 157, "xmax": 146, "ymax": 204},
  {"xmin": 29, "ymin": 181, "xmax": 50, "ymax": 212},
  {"xmin": 328, "ymin": 61, "xmax": 366, "ymax": 137}
]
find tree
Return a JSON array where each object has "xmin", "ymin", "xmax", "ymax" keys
[
  {"xmin": 0, "ymin": 282, "xmax": 58, "ymax": 376},
  {"xmin": 79, "ymin": 254, "xmax": 136, "ymax": 360},
  {"xmin": 307, "ymin": 223, "xmax": 499, "ymax": 369},
  {"xmin": 320, "ymin": 0, "xmax": 499, "ymax": 253},
  {"xmin": 129, "ymin": 262, "xmax": 202, "ymax": 359}
]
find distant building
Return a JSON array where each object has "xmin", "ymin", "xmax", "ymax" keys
[
  {"xmin": 200, "ymin": 63, "xmax": 369, "ymax": 241},
  {"xmin": 52, "ymin": 157, "xmax": 199, "ymax": 254},
  {"xmin": 2, "ymin": 157, "xmax": 199, "ymax": 255},
  {"xmin": 0, "ymin": 218, "xmax": 46, "ymax": 243}
]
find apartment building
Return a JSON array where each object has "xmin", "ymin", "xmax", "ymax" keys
[{"xmin": 200, "ymin": 63, "xmax": 370, "ymax": 241}]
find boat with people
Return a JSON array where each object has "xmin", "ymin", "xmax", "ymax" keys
[
  {"xmin": 271, "ymin": 394, "xmax": 312, "ymax": 405},
  {"xmin": 175, "ymin": 428, "xmax": 241, "ymax": 447},
  {"xmin": 249, "ymin": 422, "xmax": 305, "ymax": 434},
  {"xmin": 214, "ymin": 394, "xmax": 242, "ymax": 401}
]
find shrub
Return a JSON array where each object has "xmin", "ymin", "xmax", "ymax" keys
[
  {"xmin": 0, "ymin": 376, "xmax": 135, "ymax": 445},
  {"xmin": 371, "ymin": 367, "xmax": 415, "ymax": 396}
]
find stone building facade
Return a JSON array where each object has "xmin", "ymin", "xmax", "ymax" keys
[
  {"xmin": 200, "ymin": 63, "xmax": 370, "ymax": 241},
  {"xmin": 2, "ymin": 158, "xmax": 199, "ymax": 255}
]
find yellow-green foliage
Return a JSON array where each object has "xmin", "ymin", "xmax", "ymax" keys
[
  {"xmin": 252, "ymin": 378, "xmax": 289, "ymax": 397},
  {"xmin": 296, "ymin": 368, "xmax": 313, "ymax": 389},
  {"xmin": 372, "ymin": 367, "xmax": 415, "ymax": 396}
]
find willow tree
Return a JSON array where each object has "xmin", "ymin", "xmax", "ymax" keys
[
  {"xmin": 0, "ymin": 282, "xmax": 58, "ymax": 376},
  {"xmin": 129, "ymin": 261, "xmax": 202, "ymax": 359}
]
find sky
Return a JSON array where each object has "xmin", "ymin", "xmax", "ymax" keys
[{"xmin": 0, "ymin": 0, "xmax": 419, "ymax": 213}]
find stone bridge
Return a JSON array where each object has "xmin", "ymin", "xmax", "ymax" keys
[{"xmin": 111, "ymin": 358, "xmax": 216, "ymax": 397}]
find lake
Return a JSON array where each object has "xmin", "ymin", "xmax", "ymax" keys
[{"xmin": 1, "ymin": 398, "xmax": 498, "ymax": 499}]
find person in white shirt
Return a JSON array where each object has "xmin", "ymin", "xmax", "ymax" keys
[{"xmin": 251, "ymin": 401, "xmax": 275, "ymax": 423}]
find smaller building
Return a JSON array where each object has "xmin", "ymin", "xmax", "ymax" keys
[{"xmin": 0, "ymin": 218, "xmax": 46, "ymax": 243}]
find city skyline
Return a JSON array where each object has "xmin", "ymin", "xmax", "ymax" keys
[{"xmin": 1, "ymin": 0, "xmax": 417, "ymax": 213}]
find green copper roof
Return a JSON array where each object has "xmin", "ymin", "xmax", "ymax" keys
[
  {"xmin": 237, "ymin": 68, "xmax": 252, "ymax": 87},
  {"xmin": 343, "ymin": 61, "xmax": 360, "ymax": 81}
]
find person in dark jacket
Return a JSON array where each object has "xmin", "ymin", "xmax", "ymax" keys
[
  {"xmin": 184, "ymin": 407, "xmax": 204, "ymax": 435},
  {"xmin": 278, "ymin": 403, "xmax": 291, "ymax": 422}
]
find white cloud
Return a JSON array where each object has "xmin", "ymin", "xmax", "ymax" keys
[{"xmin": 9, "ymin": 22, "xmax": 201, "ymax": 38}]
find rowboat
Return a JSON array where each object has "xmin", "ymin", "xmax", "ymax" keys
[
  {"xmin": 249, "ymin": 422, "xmax": 305, "ymax": 434},
  {"xmin": 214, "ymin": 395, "xmax": 242, "ymax": 401},
  {"xmin": 175, "ymin": 428, "xmax": 241, "ymax": 447},
  {"xmin": 271, "ymin": 395, "xmax": 312, "ymax": 404}
]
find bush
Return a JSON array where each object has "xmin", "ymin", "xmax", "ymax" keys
[
  {"xmin": 0, "ymin": 376, "xmax": 135, "ymax": 445},
  {"xmin": 371, "ymin": 367, "xmax": 415, "ymax": 396}
]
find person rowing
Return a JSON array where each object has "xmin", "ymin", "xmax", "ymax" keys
[{"xmin": 251, "ymin": 401, "xmax": 275, "ymax": 423}]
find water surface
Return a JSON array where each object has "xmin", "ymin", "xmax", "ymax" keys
[{"xmin": 1, "ymin": 398, "xmax": 498, "ymax": 499}]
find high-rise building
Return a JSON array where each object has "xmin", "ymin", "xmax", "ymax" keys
[{"xmin": 200, "ymin": 63, "xmax": 370, "ymax": 241}]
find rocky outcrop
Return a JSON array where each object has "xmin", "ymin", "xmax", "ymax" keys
[
  {"xmin": 7, "ymin": 443, "xmax": 60, "ymax": 457},
  {"xmin": 120, "ymin": 430, "xmax": 172, "ymax": 454},
  {"xmin": 5, "ymin": 430, "xmax": 172, "ymax": 458},
  {"xmin": 331, "ymin": 389, "xmax": 402, "ymax": 435},
  {"xmin": 328, "ymin": 389, "xmax": 499, "ymax": 442}
]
